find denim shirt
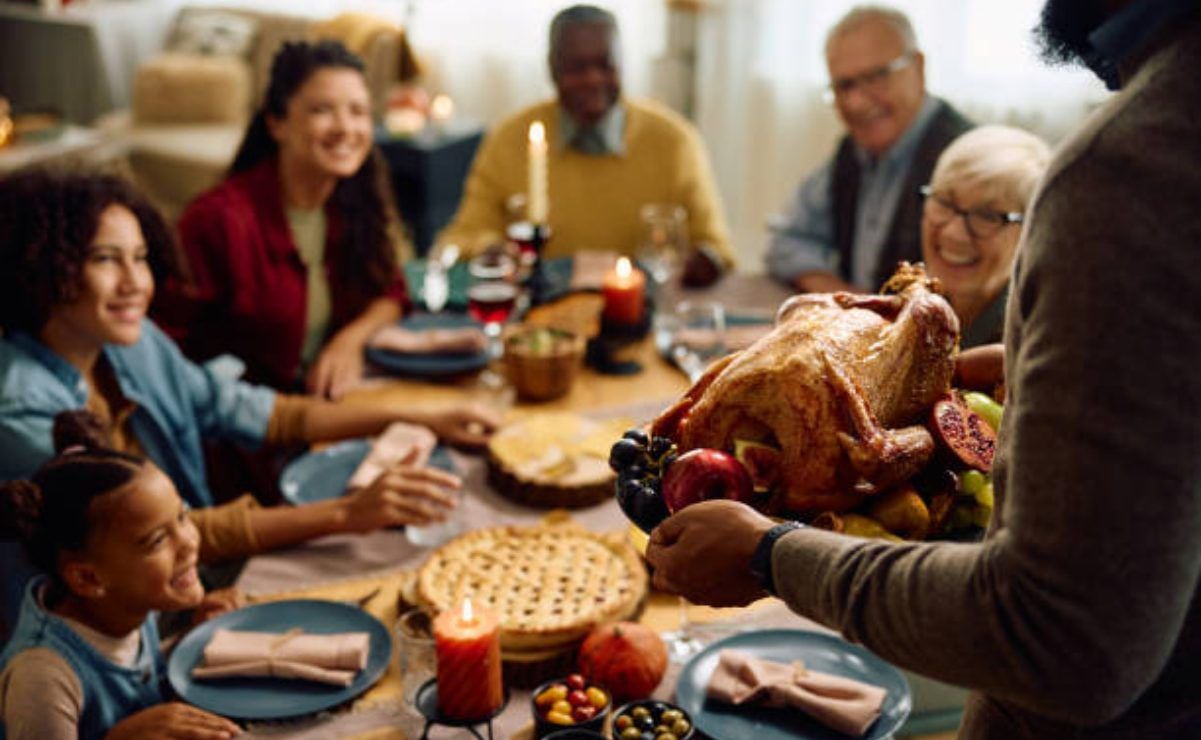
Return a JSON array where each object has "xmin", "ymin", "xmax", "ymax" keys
[
  {"xmin": 0, "ymin": 577, "xmax": 166, "ymax": 740},
  {"xmin": 0, "ymin": 320, "xmax": 275, "ymax": 507}
]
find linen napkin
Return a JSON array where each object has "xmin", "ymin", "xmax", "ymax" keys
[
  {"xmin": 191, "ymin": 628, "xmax": 370, "ymax": 687},
  {"xmin": 706, "ymin": 649, "xmax": 887, "ymax": 737},
  {"xmin": 369, "ymin": 324, "xmax": 487, "ymax": 355},
  {"xmin": 347, "ymin": 422, "xmax": 437, "ymax": 489}
]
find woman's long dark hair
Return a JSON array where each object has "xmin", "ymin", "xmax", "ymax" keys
[
  {"xmin": 229, "ymin": 40, "xmax": 403, "ymax": 295},
  {"xmin": 0, "ymin": 168, "xmax": 184, "ymax": 335},
  {"xmin": 0, "ymin": 411, "xmax": 145, "ymax": 595}
]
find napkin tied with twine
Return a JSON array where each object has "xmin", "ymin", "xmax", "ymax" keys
[
  {"xmin": 369, "ymin": 324, "xmax": 487, "ymax": 356},
  {"xmin": 191, "ymin": 628, "xmax": 370, "ymax": 687},
  {"xmin": 706, "ymin": 649, "xmax": 887, "ymax": 737}
]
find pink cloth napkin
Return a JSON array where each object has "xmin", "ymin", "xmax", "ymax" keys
[
  {"xmin": 369, "ymin": 324, "xmax": 487, "ymax": 355},
  {"xmin": 347, "ymin": 422, "xmax": 437, "ymax": 489},
  {"xmin": 569, "ymin": 250, "xmax": 619, "ymax": 290},
  {"xmin": 191, "ymin": 628, "xmax": 370, "ymax": 687},
  {"xmin": 706, "ymin": 649, "xmax": 887, "ymax": 737}
]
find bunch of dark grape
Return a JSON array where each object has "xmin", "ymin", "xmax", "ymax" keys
[{"xmin": 609, "ymin": 429, "xmax": 677, "ymax": 534}]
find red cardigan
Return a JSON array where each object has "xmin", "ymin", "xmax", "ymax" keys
[{"xmin": 157, "ymin": 158, "xmax": 409, "ymax": 389}]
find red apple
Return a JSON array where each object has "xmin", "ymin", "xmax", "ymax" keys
[{"xmin": 661, "ymin": 448, "xmax": 754, "ymax": 513}]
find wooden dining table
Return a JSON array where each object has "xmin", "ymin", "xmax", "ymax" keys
[{"xmin": 224, "ymin": 273, "xmax": 963, "ymax": 739}]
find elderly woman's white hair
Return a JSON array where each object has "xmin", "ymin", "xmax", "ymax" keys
[{"xmin": 930, "ymin": 125, "xmax": 1052, "ymax": 209}]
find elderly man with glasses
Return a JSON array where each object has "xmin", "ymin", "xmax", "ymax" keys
[{"xmin": 765, "ymin": 5, "xmax": 973, "ymax": 294}]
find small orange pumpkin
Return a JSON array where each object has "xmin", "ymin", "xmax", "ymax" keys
[{"xmin": 577, "ymin": 621, "xmax": 667, "ymax": 702}]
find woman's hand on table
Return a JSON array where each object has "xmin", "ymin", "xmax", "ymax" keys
[
  {"xmin": 105, "ymin": 702, "xmax": 242, "ymax": 739},
  {"xmin": 412, "ymin": 402, "xmax": 501, "ymax": 448},
  {"xmin": 645, "ymin": 500, "xmax": 776, "ymax": 608},
  {"xmin": 306, "ymin": 333, "xmax": 366, "ymax": 401},
  {"xmin": 191, "ymin": 588, "xmax": 245, "ymax": 626},
  {"xmin": 341, "ymin": 464, "xmax": 463, "ymax": 532}
]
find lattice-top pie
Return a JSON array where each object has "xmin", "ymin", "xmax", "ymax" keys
[{"xmin": 416, "ymin": 522, "xmax": 647, "ymax": 651}]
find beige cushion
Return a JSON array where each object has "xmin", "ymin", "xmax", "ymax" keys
[
  {"xmin": 166, "ymin": 9, "xmax": 259, "ymax": 58},
  {"xmin": 133, "ymin": 53, "xmax": 251, "ymax": 124}
]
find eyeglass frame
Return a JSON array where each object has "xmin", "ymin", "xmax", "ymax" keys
[
  {"xmin": 919, "ymin": 185, "xmax": 1024, "ymax": 240},
  {"xmin": 823, "ymin": 51, "xmax": 917, "ymax": 103}
]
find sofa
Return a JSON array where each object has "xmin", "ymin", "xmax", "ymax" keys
[{"xmin": 100, "ymin": 6, "xmax": 414, "ymax": 218}]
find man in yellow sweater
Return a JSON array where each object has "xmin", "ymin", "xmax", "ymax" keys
[{"xmin": 437, "ymin": 4, "xmax": 733, "ymax": 285}]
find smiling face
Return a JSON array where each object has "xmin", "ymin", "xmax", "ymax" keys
[
  {"xmin": 921, "ymin": 184, "xmax": 1022, "ymax": 311},
  {"xmin": 44, "ymin": 204, "xmax": 153, "ymax": 358},
  {"xmin": 268, "ymin": 67, "xmax": 372, "ymax": 181},
  {"xmin": 78, "ymin": 465, "xmax": 204, "ymax": 616},
  {"xmin": 826, "ymin": 18, "xmax": 926, "ymax": 156},
  {"xmin": 551, "ymin": 22, "xmax": 621, "ymax": 128}
]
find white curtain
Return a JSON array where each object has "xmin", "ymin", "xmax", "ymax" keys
[{"xmin": 693, "ymin": 0, "xmax": 1109, "ymax": 268}]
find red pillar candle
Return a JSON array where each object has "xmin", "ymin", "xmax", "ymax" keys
[
  {"xmin": 433, "ymin": 598, "xmax": 503, "ymax": 719},
  {"xmin": 602, "ymin": 257, "xmax": 646, "ymax": 325}
]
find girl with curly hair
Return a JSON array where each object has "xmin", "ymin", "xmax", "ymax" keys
[
  {"xmin": 0, "ymin": 168, "xmax": 498, "ymax": 635},
  {"xmin": 159, "ymin": 40, "xmax": 411, "ymax": 398},
  {"xmin": 0, "ymin": 411, "xmax": 242, "ymax": 739}
]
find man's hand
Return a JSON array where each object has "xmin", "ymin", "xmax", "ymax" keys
[
  {"xmin": 645, "ymin": 500, "xmax": 777, "ymax": 607},
  {"xmin": 105, "ymin": 702, "xmax": 241, "ymax": 739},
  {"xmin": 681, "ymin": 245, "xmax": 723, "ymax": 288},
  {"xmin": 954, "ymin": 343, "xmax": 1005, "ymax": 394}
]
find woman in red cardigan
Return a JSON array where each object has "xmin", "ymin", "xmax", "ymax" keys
[{"xmin": 160, "ymin": 40, "xmax": 408, "ymax": 399}]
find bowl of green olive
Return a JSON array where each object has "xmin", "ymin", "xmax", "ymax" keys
[{"xmin": 611, "ymin": 700, "xmax": 694, "ymax": 740}]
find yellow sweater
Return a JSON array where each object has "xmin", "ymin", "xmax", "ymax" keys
[{"xmin": 438, "ymin": 98, "xmax": 734, "ymax": 266}]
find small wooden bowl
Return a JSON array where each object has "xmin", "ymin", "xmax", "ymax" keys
[{"xmin": 504, "ymin": 327, "xmax": 584, "ymax": 401}]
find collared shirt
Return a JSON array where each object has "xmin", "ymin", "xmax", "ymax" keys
[
  {"xmin": 766, "ymin": 96, "xmax": 940, "ymax": 290},
  {"xmin": 0, "ymin": 322, "xmax": 276, "ymax": 509},
  {"xmin": 558, "ymin": 104, "xmax": 626, "ymax": 156},
  {"xmin": 1086, "ymin": 0, "xmax": 1197, "ymax": 89}
]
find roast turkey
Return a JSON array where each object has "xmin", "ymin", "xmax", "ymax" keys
[{"xmin": 652, "ymin": 263, "xmax": 959, "ymax": 514}]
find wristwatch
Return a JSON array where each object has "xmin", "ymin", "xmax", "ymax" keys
[{"xmin": 749, "ymin": 521, "xmax": 805, "ymax": 595}]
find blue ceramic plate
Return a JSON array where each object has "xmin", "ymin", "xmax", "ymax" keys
[
  {"xmin": 675, "ymin": 629, "xmax": 911, "ymax": 740},
  {"xmin": 365, "ymin": 312, "xmax": 489, "ymax": 377},
  {"xmin": 279, "ymin": 439, "xmax": 455, "ymax": 506},
  {"xmin": 167, "ymin": 600, "xmax": 391, "ymax": 720}
]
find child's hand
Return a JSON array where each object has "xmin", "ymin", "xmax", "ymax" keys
[
  {"xmin": 105, "ymin": 702, "xmax": 241, "ymax": 738},
  {"xmin": 191, "ymin": 588, "xmax": 245, "ymax": 626}
]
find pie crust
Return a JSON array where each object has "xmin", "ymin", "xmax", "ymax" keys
[{"xmin": 416, "ymin": 521, "xmax": 647, "ymax": 652}]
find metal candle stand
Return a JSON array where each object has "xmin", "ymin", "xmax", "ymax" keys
[
  {"xmin": 414, "ymin": 678, "xmax": 509, "ymax": 740},
  {"xmin": 524, "ymin": 223, "xmax": 553, "ymax": 306},
  {"xmin": 585, "ymin": 301, "xmax": 653, "ymax": 375}
]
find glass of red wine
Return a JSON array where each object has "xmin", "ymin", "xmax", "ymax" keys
[{"xmin": 467, "ymin": 251, "xmax": 518, "ymax": 390}]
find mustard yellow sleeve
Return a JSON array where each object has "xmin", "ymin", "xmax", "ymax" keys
[
  {"xmin": 190, "ymin": 496, "xmax": 261, "ymax": 563},
  {"xmin": 264, "ymin": 393, "xmax": 324, "ymax": 447},
  {"xmin": 435, "ymin": 127, "xmax": 511, "ymax": 256},
  {"xmin": 678, "ymin": 123, "xmax": 735, "ymax": 268}
]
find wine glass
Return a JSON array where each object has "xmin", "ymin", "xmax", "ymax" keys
[
  {"xmin": 636, "ymin": 204, "xmax": 687, "ymax": 308},
  {"xmin": 467, "ymin": 252, "xmax": 518, "ymax": 358}
]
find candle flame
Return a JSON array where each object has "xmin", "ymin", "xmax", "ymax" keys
[
  {"xmin": 431, "ymin": 94, "xmax": 454, "ymax": 121},
  {"xmin": 616, "ymin": 256, "xmax": 632, "ymax": 279},
  {"xmin": 461, "ymin": 598, "xmax": 475, "ymax": 624},
  {"xmin": 528, "ymin": 121, "xmax": 546, "ymax": 145}
]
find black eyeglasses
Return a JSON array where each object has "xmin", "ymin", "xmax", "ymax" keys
[
  {"xmin": 824, "ymin": 51, "xmax": 916, "ymax": 103},
  {"xmin": 919, "ymin": 185, "xmax": 1023, "ymax": 240}
]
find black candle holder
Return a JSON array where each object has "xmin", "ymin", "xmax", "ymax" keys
[
  {"xmin": 585, "ymin": 303, "xmax": 653, "ymax": 375},
  {"xmin": 413, "ymin": 678, "xmax": 510, "ymax": 740},
  {"xmin": 525, "ymin": 223, "xmax": 562, "ymax": 305}
]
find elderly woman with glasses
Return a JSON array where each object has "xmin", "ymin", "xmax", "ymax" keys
[{"xmin": 920, "ymin": 124, "xmax": 1051, "ymax": 348}]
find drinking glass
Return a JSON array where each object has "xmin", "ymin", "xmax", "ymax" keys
[
  {"xmin": 395, "ymin": 609, "xmax": 436, "ymax": 706},
  {"xmin": 404, "ymin": 472, "xmax": 464, "ymax": 547},
  {"xmin": 662, "ymin": 300, "xmax": 727, "ymax": 383},
  {"xmin": 466, "ymin": 252, "xmax": 518, "ymax": 361},
  {"xmin": 636, "ymin": 204, "xmax": 687, "ymax": 307}
]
